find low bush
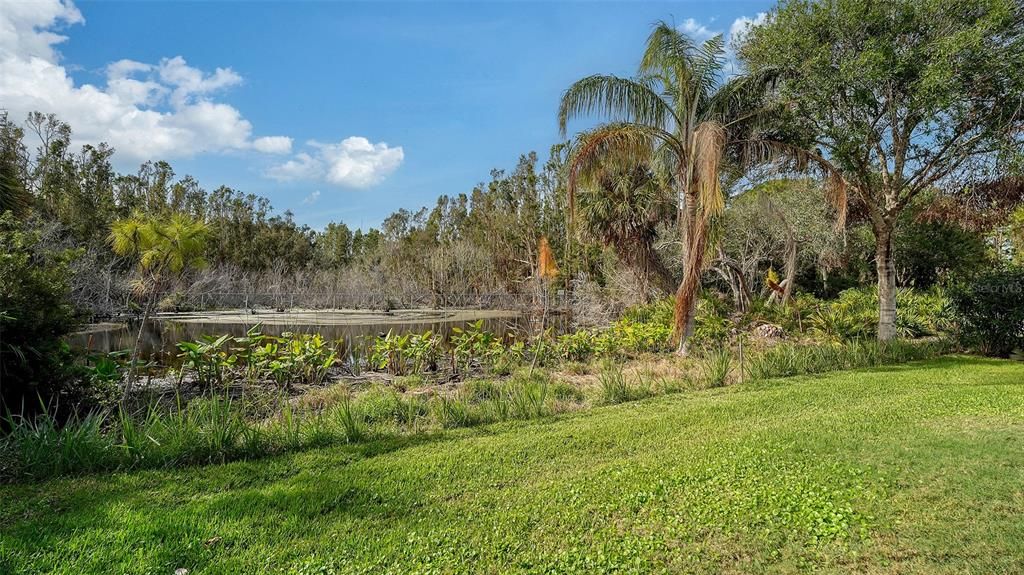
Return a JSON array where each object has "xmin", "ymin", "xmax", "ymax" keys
[{"xmin": 949, "ymin": 267, "xmax": 1024, "ymax": 357}]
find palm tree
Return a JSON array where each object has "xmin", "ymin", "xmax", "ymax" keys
[
  {"xmin": 571, "ymin": 157, "xmax": 675, "ymax": 298},
  {"xmin": 110, "ymin": 213, "xmax": 208, "ymax": 390},
  {"xmin": 559, "ymin": 22, "xmax": 842, "ymax": 354}
]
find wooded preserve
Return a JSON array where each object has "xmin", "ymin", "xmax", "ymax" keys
[{"xmin": 2, "ymin": 0, "xmax": 1024, "ymax": 573}]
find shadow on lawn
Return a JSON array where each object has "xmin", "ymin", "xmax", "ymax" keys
[{"xmin": 0, "ymin": 428, "xmax": 490, "ymax": 557}]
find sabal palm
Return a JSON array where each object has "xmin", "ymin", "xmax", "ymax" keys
[
  {"xmin": 573, "ymin": 159, "xmax": 675, "ymax": 296},
  {"xmin": 560, "ymin": 23, "xmax": 771, "ymax": 354}
]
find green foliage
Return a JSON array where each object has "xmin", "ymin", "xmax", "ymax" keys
[
  {"xmin": 747, "ymin": 339, "xmax": 953, "ymax": 381},
  {"xmin": 805, "ymin": 288, "xmax": 951, "ymax": 343},
  {"xmin": 698, "ymin": 346, "xmax": 733, "ymax": 388},
  {"xmin": 449, "ymin": 320, "xmax": 504, "ymax": 373},
  {"xmin": 176, "ymin": 334, "xmax": 236, "ymax": 389},
  {"xmin": 550, "ymin": 381, "xmax": 585, "ymax": 404},
  {"xmin": 555, "ymin": 330, "xmax": 598, "ymax": 362},
  {"xmin": 176, "ymin": 330, "xmax": 337, "ymax": 389},
  {"xmin": 949, "ymin": 267, "xmax": 1024, "ymax": 357},
  {"xmin": 0, "ymin": 212, "xmax": 83, "ymax": 414},
  {"xmin": 597, "ymin": 362, "xmax": 653, "ymax": 405}
]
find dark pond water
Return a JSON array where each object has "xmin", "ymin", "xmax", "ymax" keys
[{"xmin": 71, "ymin": 309, "xmax": 565, "ymax": 364}]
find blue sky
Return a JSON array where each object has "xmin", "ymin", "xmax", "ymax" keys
[{"xmin": 2, "ymin": 0, "xmax": 772, "ymax": 229}]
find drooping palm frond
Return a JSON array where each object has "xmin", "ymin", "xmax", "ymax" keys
[
  {"xmin": 558, "ymin": 75, "xmax": 680, "ymax": 136},
  {"xmin": 694, "ymin": 121, "xmax": 727, "ymax": 218},
  {"xmin": 565, "ymin": 123, "xmax": 682, "ymax": 218},
  {"xmin": 737, "ymin": 138, "xmax": 850, "ymax": 228}
]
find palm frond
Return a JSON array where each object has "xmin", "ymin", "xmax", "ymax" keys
[
  {"xmin": 558, "ymin": 75, "xmax": 679, "ymax": 136},
  {"xmin": 565, "ymin": 123, "xmax": 682, "ymax": 218},
  {"xmin": 694, "ymin": 121, "xmax": 727, "ymax": 218}
]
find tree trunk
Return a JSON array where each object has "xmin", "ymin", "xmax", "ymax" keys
[
  {"xmin": 874, "ymin": 223, "xmax": 897, "ymax": 341},
  {"xmin": 122, "ymin": 290, "xmax": 157, "ymax": 399},
  {"xmin": 781, "ymin": 234, "xmax": 797, "ymax": 305},
  {"xmin": 673, "ymin": 211, "xmax": 708, "ymax": 356}
]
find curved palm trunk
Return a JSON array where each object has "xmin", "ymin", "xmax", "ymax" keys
[{"xmin": 673, "ymin": 191, "xmax": 708, "ymax": 356}]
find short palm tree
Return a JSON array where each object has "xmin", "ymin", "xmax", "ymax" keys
[
  {"xmin": 560, "ymin": 22, "xmax": 839, "ymax": 354},
  {"xmin": 571, "ymin": 157, "xmax": 675, "ymax": 297},
  {"xmin": 110, "ymin": 213, "xmax": 208, "ymax": 388}
]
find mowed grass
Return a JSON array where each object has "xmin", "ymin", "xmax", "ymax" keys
[{"xmin": 2, "ymin": 356, "xmax": 1024, "ymax": 574}]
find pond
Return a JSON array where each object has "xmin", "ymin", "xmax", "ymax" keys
[{"xmin": 70, "ymin": 309, "xmax": 561, "ymax": 364}]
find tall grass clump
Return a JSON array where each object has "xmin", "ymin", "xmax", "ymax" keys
[
  {"xmin": 1, "ymin": 411, "xmax": 114, "ymax": 479},
  {"xmin": 698, "ymin": 346, "xmax": 733, "ymax": 388},
  {"xmin": 503, "ymin": 372, "xmax": 551, "ymax": 420},
  {"xmin": 747, "ymin": 338, "xmax": 953, "ymax": 381},
  {"xmin": 597, "ymin": 362, "xmax": 653, "ymax": 405}
]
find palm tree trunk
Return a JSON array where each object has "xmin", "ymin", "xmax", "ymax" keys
[
  {"xmin": 673, "ymin": 192, "xmax": 706, "ymax": 356},
  {"xmin": 122, "ymin": 291, "xmax": 156, "ymax": 399}
]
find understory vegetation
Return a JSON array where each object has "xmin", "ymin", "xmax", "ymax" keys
[{"xmin": 1, "ymin": 322, "xmax": 952, "ymax": 481}]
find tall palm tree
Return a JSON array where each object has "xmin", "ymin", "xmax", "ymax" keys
[
  {"xmin": 560, "ymin": 22, "xmax": 841, "ymax": 354},
  {"xmin": 110, "ymin": 213, "xmax": 208, "ymax": 390}
]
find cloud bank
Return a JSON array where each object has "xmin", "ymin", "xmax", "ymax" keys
[
  {"xmin": 0, "ymin": 0, "xmax": 404, "ymax": 189},
  {"xmin": 267, "ymin": 137, "xmax": 405, "ymax": 189},
  {"xmin": 0, "ymin": 0, "xmax": 297, "ymax": 162}
]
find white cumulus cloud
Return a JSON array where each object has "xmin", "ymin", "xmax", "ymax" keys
[
  {"xmin": 267, "ymin": 137, "xmax": 404, "ymax": 188},
  {"xmin": 675, "ymin": 13, "xmax": 769, "ymax": 72},
  {"xmin": 680, "ymin": 18, "xmax": 718, "ymax": 44},
  {"xmin": 729, "ymin": 13, "xmax": 767, "ymax": 46},
  {"xmin": 0, "ymin": 0, "xmax": 291, "ymax": 161},
  {"xmin": 252, "ymin": 136, "xmax": 293, "ymax": 154}
]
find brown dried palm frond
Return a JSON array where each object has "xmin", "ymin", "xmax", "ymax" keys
[{"xmin": 694, "ymin": 121, "xmax": 727, "ymax": 218}]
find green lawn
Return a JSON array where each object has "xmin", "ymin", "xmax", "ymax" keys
[{"xmin": 3, "ymin": 356, "xmax": 1024, "ymax": 574}]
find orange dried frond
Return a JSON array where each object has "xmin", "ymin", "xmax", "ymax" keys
[{"xmin": 538, "ymin": 236, "xmax": 560, "ymax": 280}]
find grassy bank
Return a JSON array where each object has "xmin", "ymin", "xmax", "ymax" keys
[{"xmin": 2, "ymin": 356, "xmax": 1023, "ymax": 573}]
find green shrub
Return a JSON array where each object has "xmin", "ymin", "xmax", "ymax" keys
[
  {"xmin": 555, "ymin": 330, "xmax": 597, "ymax": 362},
  {"xmin": 949, "ymin": 267, "xmax": 1024, "ymax": 357},
  {"xmin": 0, "ymin": 213, "xmax": 84, "ymax": 415}
]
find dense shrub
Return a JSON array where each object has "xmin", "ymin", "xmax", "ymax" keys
[
  {"xmin": 949, "ymin": 267, "xmax": 1024, "ymax": 357},
  {"xmin": 0, "ymin": 213, "xmax": 86, "ymax": 415}
]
